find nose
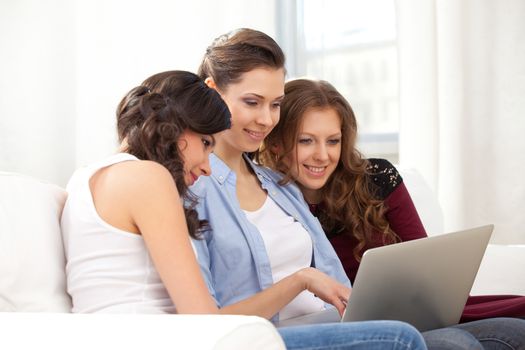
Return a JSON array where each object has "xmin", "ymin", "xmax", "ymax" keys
[
  {"xmin": 313, "ymin": 143, "xmax": 329, "ymax": 162},
  {"xmin": 200, "ymin": 156, "xmax": 211, "ymax": 176},
  {"xmin": 256, "ymin": 106, "xmax": 276, "ymax": 127}
]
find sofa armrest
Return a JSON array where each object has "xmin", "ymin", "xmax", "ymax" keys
[
  {"xmin": 471, "ymin": 244, "xmax": 525, "ymax": 296},
  {"xmin": 0, "ymin": 312, "xmax": 285, "ymax": 350}
]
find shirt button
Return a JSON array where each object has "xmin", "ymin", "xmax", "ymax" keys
[{"xmin": 219, "ymin": 176, "xmax": 224, "ymax": 180}]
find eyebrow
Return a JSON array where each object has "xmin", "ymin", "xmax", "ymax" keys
[
  {"xmin": 300, "ymin": 132, "xmax": 342, "ymax": 138},
  {"xmin": 244, "ymin": 93, "xmax": 285, "ymax": 101}
]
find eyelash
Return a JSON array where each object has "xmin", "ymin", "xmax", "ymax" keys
[
  {"xmin": 202, "ymin": 138, "xmax": 212, "ymax": 148},
  {"xmin": 298, "ymin": 138, "xmax": 313, "ymax": 145},
  {"xmin": 298, "ymin": 138, "xmax": 341, "ymax": 145},
  {"xmin": 327, "ymin": 138, "xmax": 341, "ymax": 145},
  {"xmin": 244, "ymin": 100, "xmax": 281, "ymax": 108}
]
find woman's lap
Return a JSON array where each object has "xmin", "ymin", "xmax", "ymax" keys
[
  {"xmin": 278, "ymin": 320, "xmax": 426, "ymax": 350},
  {"xmin": 422, "ymin": 317, "xmax": 525, "ymax": 350}
]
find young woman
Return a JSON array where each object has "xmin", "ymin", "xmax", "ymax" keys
[
  {"xmin": 190, "ymin": 28, "xmax": 430, "ymax": 349},
  {"xmin": 258, "ymin": 77, "xmax": 525, "ymax": 349},
  {"xmin": 61, "ymin": 70, "xmax": 230, "ymax": 314},
  {"xmin": 59, "ymin": 69, "xmax": 425, "ymax": 350}
]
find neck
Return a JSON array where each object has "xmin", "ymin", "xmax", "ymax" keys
[
  {"xmin": 301, "ymin": 186, "xmax": 322, "ymax": 205},
  {"xmin": 213, "ymin": 140, "xmax": 251, "ymax": 177}
]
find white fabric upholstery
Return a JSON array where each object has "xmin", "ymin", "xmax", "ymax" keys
[
  {"xmin": 0, "ymin": 171, "xmax": 71, "ymax": 311},
  {"xmin": 0, "ymin": 313, "xmax": 285, "ymax": 350},
  {"xmin": 471, "ymin": 244, "xmax": 525, "ymax": 296},
  {"xmin": 399, "ymin": 167, "xmax": 444, "ymax": 235}
]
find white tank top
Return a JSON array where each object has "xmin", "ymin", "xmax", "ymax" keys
[
  {"xmin": 61, "ymin": 153, "xmax": 176, "ymax": 314},
  {"xmin": 244, "ymin": 196, "xmax": 325, "ymax": 320}
]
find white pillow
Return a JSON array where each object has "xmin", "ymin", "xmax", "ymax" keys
[
  {"xmin": 398, "ymin": 168, "xmax": 445, "ymax": 236},
  {"xmin": 0, "ymin": 171, "xmax": 72, "ymax": 311}
]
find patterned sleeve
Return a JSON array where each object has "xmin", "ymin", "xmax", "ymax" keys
[
  {"xmin": 366, "ymin": 158, "xmax": 402, "ymax": 199},
  {"xmin": 367, "ymin": 158, "xmax": 427, "ymax": 242}
]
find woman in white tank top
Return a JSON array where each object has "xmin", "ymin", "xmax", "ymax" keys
[{"xmin": 61, "ymin": 70, "xmax": 231, "ymax": 314}]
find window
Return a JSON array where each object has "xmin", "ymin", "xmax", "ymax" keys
[{"xmin": 277, "ymin": 0, "xmax": 399, "ymax": 163}]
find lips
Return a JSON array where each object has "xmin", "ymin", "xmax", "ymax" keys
[
  {"xmin": 244, "ymin": 129, "xmax": 266, "ymax": 141},
  {"xmin": 303, "ymin": 165, "xmax": 328, "ymax": 177},
  {"xmin": 188, "ymin": 172, "xmax": 199, "ymax": 185}
]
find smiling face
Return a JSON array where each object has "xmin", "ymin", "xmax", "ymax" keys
[
  {"xmin": 214, "ymin": 67, "xmax": 285, "ymax": 155},
  {"xmin": 287, "ymin": 107, "xmax": 342, "ymax": 203},
  {"xmin": 177, "ymin": 130, "xmax": 215, "ymax": 186}
]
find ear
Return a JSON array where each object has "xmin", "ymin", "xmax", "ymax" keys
[
  {"xmin": 177, "ymin": 137, "xmax": 188, "ymax": 152},
  {"xmin": 204, "ymin": 77, "xmax": 217, "ymax": 90}
]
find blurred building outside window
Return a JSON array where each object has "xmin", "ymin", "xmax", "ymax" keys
[{"xmin": 277, "ymin": 0, "xmax": 399, "ymax": 163}]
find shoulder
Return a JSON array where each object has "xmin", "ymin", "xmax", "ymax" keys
[
  {"xmin": 253, "ymin": 162, "xmax": 285, "ymax": 182},
  {"xmin": 105, "ymin": 160, "xmax": 178, "ymax": 200},
  {"xmin": 365, "ymin": 158, "xmax": 403, "ymax": 199},
  {"xmin": 253, "ymin": 162, "xmax": 307, "ymax": 200},
  {"xmin": 113, "ymin": 160, "xmax": 174, "ymax": 184}
]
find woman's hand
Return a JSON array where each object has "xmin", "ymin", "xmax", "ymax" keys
[{"xmin": 297, "ymin": 267, "xmax": 351, "ymax": 316}]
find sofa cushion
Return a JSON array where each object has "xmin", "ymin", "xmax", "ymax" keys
[
  {"xmin": 0, "ymin": 313, "xmax": 286, "ymax": 350},
  {"xmin": 398, "ymin": 168, "xmax": 444, "ymax": 235},
  {"xmin": 0, "ymin": 171, "xmax": 72, "ymax": 311}
]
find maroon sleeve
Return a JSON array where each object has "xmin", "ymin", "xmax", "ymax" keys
[{"xmin": 384, "ymin": 181, "xmax": 428, "ymax": 242}]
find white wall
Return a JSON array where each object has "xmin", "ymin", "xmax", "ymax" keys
[
  {"xmin": 0, "ymin": 0, "xmax": 277, "ymax": 186},
  {"xmin": 0, "ymin": 0, "xmax": 76, "ymax": 186}
]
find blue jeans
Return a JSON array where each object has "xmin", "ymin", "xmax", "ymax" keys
[
  {"xmin": 278, "ymin": 320, "xmax": 427, "ymax": 350},
  {"xmin": 422, "ymin": 317, "xmax": 525, "ymax": 350}
]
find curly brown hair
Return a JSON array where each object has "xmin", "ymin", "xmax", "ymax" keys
[
  {"xmin": 257, "ymin": 79, "xmax": 399, "ymax": 260},
  {"xmin": 116, "ymin": 70, "xmax": 231, "ymax": 238}
]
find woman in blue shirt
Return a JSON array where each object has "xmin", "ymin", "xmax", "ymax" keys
[
  {"xmin": 191, "ymin": 28, "xmax": 525, "ymax": 350},
  {"xmin": 189, "ymin": 28, "xmax": 431, "ymax": 350}
]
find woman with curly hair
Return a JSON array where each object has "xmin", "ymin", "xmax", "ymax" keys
[
  {"xmin": 61, "ymin": 70, "xmax": 231, "ymax": 314},
  {"xmin": 258, "ymin": 77, "xmax": 525, "ymax": 349}
]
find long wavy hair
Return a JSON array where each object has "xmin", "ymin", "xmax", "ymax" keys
[
  {"xmin": 258, "ymin": 79, "xmax": 398, "ymax": 260},
  {"xmin": 198, "ymin": 28, "xmax": 285, "ymax": 89},
  {"xmin": 116, "ymin": 70, "xmax": 231, "ymax": 238}
]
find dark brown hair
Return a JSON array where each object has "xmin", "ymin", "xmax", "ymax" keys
[
  {"xmin": 258, "ymin": 79, "xmax": 398, "ymax": 260},
  {"xmin": 198, "ymin": 28, "xmax": 285, "ymax": 90},
  {"xmin": 116, "ymin": 70, "xmax": 231, "ymax": 238}
]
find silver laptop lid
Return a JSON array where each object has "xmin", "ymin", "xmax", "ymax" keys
[{"xmin": 342, "ymin": 225, "xmax": 493, "ymax": 331}]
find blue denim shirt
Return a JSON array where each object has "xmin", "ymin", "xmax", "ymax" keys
[{"xmin": 190, "ymin": 153, "xmax": 351, "ymax": 322}]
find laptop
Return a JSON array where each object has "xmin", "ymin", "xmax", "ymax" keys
[{"xmin": 276, "ymin": 225, "xmax": 493, "ymax": 331}]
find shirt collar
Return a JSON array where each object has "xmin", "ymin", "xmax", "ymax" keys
[
  {"xmin": 243, "ymin": 153, "xmax": 272, "ymax": 183},
  {"xmin": 209, "ymin": 153, "xmax": 234, "ymax": 185},
  {"xmin": 210, "ymin": 153, "xmax": 273, "ymax": 185}
]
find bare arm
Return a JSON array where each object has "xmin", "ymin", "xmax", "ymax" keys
[{"xmin": 219, "ymin": 267, "xmax": 351, "ymax": 319}]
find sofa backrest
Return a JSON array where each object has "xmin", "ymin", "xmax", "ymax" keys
[
  {"xmin": 399, "ymin": 168, "xmax": 444, "ymax": 236},
  {"xmin": 0, "ymin": 171, "xmax": 72, "ymax": 311}
]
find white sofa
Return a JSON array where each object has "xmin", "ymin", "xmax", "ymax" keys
[
  {"xmin": 1, "ymin": 169, "xmax": 524, "ymax": 349},
  {"xmin": 0, "ymin": 171, "xmax": 285, "ymax": 350}
]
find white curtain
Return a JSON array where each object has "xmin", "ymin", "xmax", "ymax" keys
[{"xmin": 396, "ymin": 0, "xmax": 525, "ymax": 243}]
